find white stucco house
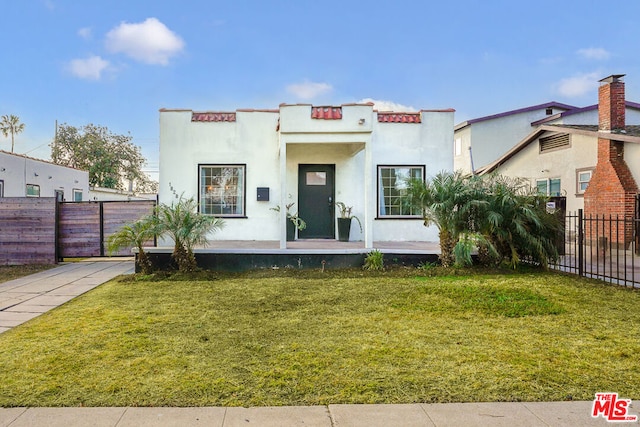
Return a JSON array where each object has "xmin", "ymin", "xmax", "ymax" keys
[
  {"xmin": 0, "ymin": 150, "xmax": 89, "ymax": 200},
  {"xmin": 454, "ymin": 100, "xmax": 640, "ymax": 174},
  {"xmin": 159, "ymin": 103, "xmax": 455, "ymax": 248}
]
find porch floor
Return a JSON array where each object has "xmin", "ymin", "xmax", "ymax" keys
[{"xmin": 195, "ymin": 240, "xmax": 441, "ymax": 254}]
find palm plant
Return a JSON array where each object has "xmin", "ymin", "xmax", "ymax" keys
[
  {"xmin": 0, "ymin": 114, "xmax": 25, "ymax": 153},
  {"xmin": 106, "ymin": 215, "xmax": 158, "ymax": 274},
  {"xmin": 406, "ymin": 171, "xmax": 476, "ymax": 267},
  {"xmin": 156, "ymin": 196, "xmax": 225, "ymax": 272},
  {"xmin": 474, "ymin": 174, "xmax": 561, "ymax": 268}
]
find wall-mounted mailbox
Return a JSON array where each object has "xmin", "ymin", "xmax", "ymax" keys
[{"xmin": 257, "ymin": 187, "xmax": 269, "ymax": 201}]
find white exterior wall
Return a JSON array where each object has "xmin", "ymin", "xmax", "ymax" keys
[
  {"xmin": 371, "ymin": 111, "xmax": 453, "ymax": 242},
  {"xmin": 159, "ymin": 105, "xmax": 454, "ymax": 244},
  {"xmin": 470, "ymin": 110, "xmax": 555, "ymax": 172},
  {"xmin": 0, "ymin": 151, "xmax": 89, "ymax": 199},
  {"xmin": 626, "ymin": 143, "xmax": 640, "ymax": 186},
  {"xmin": 491, "ymin": 133, "xmax": 597, "ymax": 213},
  {"xmin": 160, "ymin": 110, "xmax": 281, "ymax": 241}
]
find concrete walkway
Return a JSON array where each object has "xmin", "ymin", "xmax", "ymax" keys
[
  {"xmin": 0, "ymin": 259, "xmax": 134, "ymax": 334},
  {"xmin": 0, "ymin": 401, "xmax": 624, "ymax": 426},
  {"xmin": 0, "ymin": 260, "xmax": 633, "ymax": 426}
]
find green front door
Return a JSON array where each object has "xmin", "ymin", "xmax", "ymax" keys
[{"xmin": 298, "ymin": 164, "xmax": 335, "ymax": 239}]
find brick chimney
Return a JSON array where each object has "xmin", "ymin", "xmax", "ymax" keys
[
  {"xmin": 598, "ymin": 74, "xmax": 626, "ymax": 131},
  {"xmin": 584, "ymin": 74, "xmax": 639, "ymax": 248}
]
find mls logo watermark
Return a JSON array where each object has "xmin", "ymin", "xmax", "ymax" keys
[{"xmin": 592, "ymin": 393, "xmax": 638, "ymax": 422}]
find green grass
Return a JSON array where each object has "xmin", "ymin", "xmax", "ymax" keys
[
  {"xmin": 0, "ymin": 264, "xmax": 54, "ymax": 284},
  {"xmin": 0, "ymin": 268, "xmax": 639, "ymax": 407}
]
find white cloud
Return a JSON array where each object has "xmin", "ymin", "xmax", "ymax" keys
[
  {"xmin": 358, "ymin": 98, "xmax": 416, "ymax": 112},
  {"xmin": 556, "ymin": 72, "xmax": 600, "ymax": 97},
  {"xmin": 78, "ymin": 27, "xmax": 92, "ymax": 40},
  {"xmin": 577, "ymin": 47, "xmax": 611, "ymax": 61},
  {"xmin": 68, "ymin": 55, "xmax": 110, "ymax": 80},
  {"xmin": 105, "ymin": 17, "xmax": 184, "ymax": 65},
  {"xmin": 286, "ymin": 80, "xmax": 333, "ymax": 100}
]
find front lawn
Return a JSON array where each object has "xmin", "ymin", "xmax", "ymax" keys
[
  {"xmin": 0, "ymin": 264, "xmax": 54, "ymax": 284},
  {"xmin": 0, "ymin": 269, "xmax": 638, "ymax": 407}
]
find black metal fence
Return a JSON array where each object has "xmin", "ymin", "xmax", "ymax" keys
[{"xmin": 551, "ymin": 209, "xmax": 640, "ymax": 288}]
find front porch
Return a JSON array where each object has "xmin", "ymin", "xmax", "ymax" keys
[{"xmin": 143, "ymin": 240, "xmax": 441, "ymax": 272}]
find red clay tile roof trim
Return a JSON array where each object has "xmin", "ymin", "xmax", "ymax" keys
[
  {"xmin": 377, "ymin": 112, "xmax": 422, "ymax": 123},
  {"xmin": 311, "ymin": 106, "xmax": 342, "ymax": 120},
  {"xmin": 191, "ymin": 112, "xmax": 237, "ymax": 122}
]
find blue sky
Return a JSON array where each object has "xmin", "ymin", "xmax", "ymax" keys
[{"xmin": 2, "ymin": 0, "xmax": 640, "ymax": 180}]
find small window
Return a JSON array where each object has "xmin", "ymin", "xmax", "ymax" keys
[
  {"xmin": 73, "ymin": 189, "xmax": 83, "ymax": 201},
  {"xmin": 545, "ymin": 108, "xmax": 553, "ymax": 115},
  {"xmin": 199, "ymin": 165, "xmax": 246, "ymax": 216},
  {"xmin": 378, "ymin": 166, "xmax": 424, "ymax": 217},
  {"xmin": 306, "ymin": 172, "xmax": 326, "ymax": 186},
  {"xmin": 536, "ymin": 178, "xmax": 561, "ymax": 196},
  {"xmin": 26, "ymin": 184, "xmax": 40, "ymax": 197},
  {"xmin": 576, "ymin": 168, "xmax": 594, "ymax": 195},
  {"xmin": 454, "ymin": 138, "xmax": 462, "ymax": 156},
  {"xmin": 539, "ymin": 133, "xmax": 570, "ymax": 152}
]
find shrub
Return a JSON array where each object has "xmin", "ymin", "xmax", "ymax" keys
[
  {"xmin": 363, "ymin": 250, "xmax": 384, "ymax": 270},
  {"xmin": 106, "ymin": 215, "xmax": 158, "ymax": 275},
  {"xmin": 156, "ymin": 194, "xmax": 225, "ymax": 272}
]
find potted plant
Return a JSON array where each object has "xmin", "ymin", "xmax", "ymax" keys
[
  {"xmin": 335, "ymin": 202, "xmax": 362, "ymax": 242},
  {"xmin": 271, "ymin": 203, "xmax": 307, "ymax": 241}
]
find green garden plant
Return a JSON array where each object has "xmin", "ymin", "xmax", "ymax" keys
[
  {"xmin": 406, "ymin": 171, "xmax": 561, "ymax": 268},
  {"xmin": 363, "ymin": 249, "xmax": 384, "ymax": 270},
  {"xmin": 156, "ymin": 193, "xmax": 225, "ymax": 272},
  {"xmin": 106, "ymin": 215, "xmax": 158, "ymax": 274}
]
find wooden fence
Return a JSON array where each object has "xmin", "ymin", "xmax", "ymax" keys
[
  {"xmin": 0, "ymin": 198, "xmax": 57, "ymax": 265},
  {"xmin": 0, "ymin": 198, "xmax": 156, "ymax": 265}
]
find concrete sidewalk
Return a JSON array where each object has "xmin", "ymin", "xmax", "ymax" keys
[
  {"xmin": 0, "ymin": 259, "xmax": 134, "ymax": 334},
  {"xmin": 0, "ymin": 401, "xmax": 625, "ymax": 426}
]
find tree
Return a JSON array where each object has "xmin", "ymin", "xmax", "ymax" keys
[
  {"xmin": 50, "ymin": 123, "xmax": 158, "ymax": 192},
  {"xmin": 0, "ymin": 114, "xmax": 25, "ymax": 153},
  {"xmin": 106, "ymin": 215, "xmax": 159, "ymax": 275},
  {"xmin": 156, "ymin": 193, "xmax": 225, "ymax": 272}
]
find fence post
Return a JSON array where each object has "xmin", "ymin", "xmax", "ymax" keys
[
  {"xmin": 99, "ymin": 202, "xmax": 105, "ymax": 257},
  {"xmin": 578, "ymin": 209, "xmax": 584, "ymax": 278}
]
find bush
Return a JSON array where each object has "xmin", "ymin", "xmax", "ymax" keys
[{"xmin": 363, "ymin": 250, "xmax": 384, "ymax": 271}]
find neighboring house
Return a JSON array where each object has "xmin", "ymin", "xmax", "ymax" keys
[
  {"xmin": 479, "ymin": 75, "xmax": 640, "ymax": 242},
  {"xmin": 454, "ymin": 99, "xmax": 640, "ymax": 174},
  {"xmin": 0, "ymin": 150, "xmax": 89, "ymax": 200},
  {"xmin": 159, "ymin": 103, "xmax": 455, "ymax": 248},
  {"xmin": 89, "ymin": 186, "xmax": 157, "ymax": 201}
]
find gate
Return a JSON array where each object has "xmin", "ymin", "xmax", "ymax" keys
[{"xmin": 57, "ymin": 200, "xmax": 156, "ymax": 259}]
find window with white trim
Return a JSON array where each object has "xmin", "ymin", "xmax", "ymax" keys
[
  {"xmin": 536, "ymin": 178, "xmax": 561, "ymax": 196},
  {"xmin": 199, "ymin": 165, "xmax": 245, "ymax": 216},
  {"xmin": 378, "ymin": 165, "xmax": 424, "ymax": 217},
  {"xmin": 73, "ymin": 189, "xmax": 83, "ymax": 201},
  {"xmin": 26, "ymin": 184, "xmax": 40, "ymax": 197},
  {"xmin": 576, "ymin": 168, "xmax": 593, "ymax": 195}
]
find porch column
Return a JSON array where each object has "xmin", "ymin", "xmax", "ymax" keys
[
  {"xmin": 364, "ymin": 142, "xmax": 373, "ymax": 249},
  {"xmin": 279, "ymin": 141, "xmax": 287, "ymax": 249}
]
